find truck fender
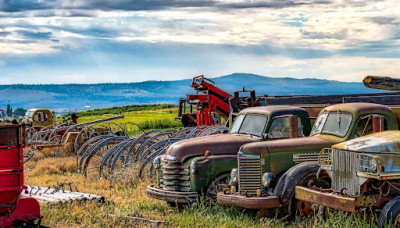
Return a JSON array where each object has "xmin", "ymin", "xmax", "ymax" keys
[
  {"xmin": 190, "ymin": 154, "xmax": 237, "ymax": 192},
  {"xmin": 273, "ymin": 161, "xmax": 319, "ymax": 205}
]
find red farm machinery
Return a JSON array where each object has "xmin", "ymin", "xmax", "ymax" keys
[
  {"xmin": 0, "ymin": 124, "xmax": 41, "ymax": 227},
  {"xmin": 177, "ymin": 75, "xmax": 266, "ymax": 127}
]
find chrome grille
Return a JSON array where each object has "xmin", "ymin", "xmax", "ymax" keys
[
  {"xmin": 238, "ymin": 154, "xmax": 261, "ymax": 195},
  {"xmin": 331, "ymin": 149, "xmax": 360, "ymax": 195},
  {"xmin": 159, "ymin": 159, "xmax": 190, "ymax": 192}
]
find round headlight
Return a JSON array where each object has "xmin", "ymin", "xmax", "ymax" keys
[
  {"xmin": 230, "ymin": 169, "xmax": 238, "ymax": 184},
  {"xmin": 262, "ymin": 172, "xmax": 275, "ymax": 188},
  {"xmin": 371, "ymin": 158, "xmax": 378, "ymax": 172},
  {"xmin": 190, "ymin": 161, "xmax": 196, "ymax": 174},
  {"xmin": 153, "ymin": 157, "xmax": 161, "ymax": 169}
]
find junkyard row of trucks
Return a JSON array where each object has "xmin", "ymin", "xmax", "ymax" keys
[
  {"xmin": 3, "ymin": 75, "xmax": 400, "ymax": 227},
  {"xmin": 147, "ymin": 75, "xmax": 400, "ymax": 227}
]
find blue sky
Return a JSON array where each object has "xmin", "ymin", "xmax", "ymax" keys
[{"xmin": 0, "ymin": 0, "xmax": 399, "ymax": 84}]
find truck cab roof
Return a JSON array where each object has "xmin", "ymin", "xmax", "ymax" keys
[
  {"xmin": 238, "ymin": 105, "xmax": 309, "ymax": 118},
  {"xmin": 322, "ymin": 102, "xmax": 393, "ymax": 116}
]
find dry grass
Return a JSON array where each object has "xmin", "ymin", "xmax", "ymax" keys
[{"xmin": 24, "ymin": 153, "xmax": 381, "ymax": 228}]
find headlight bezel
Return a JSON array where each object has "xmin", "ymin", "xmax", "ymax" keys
[
  {"xmin": 153, "ymin": 157, "xmax": 161, "ymax": 169},
  {"xmin": 230, "ymin": 168, "xmax": 238, "ymax": 184},
  {"xmin": 261, "ymin": 172, "xmax": 275, "ymax": 188}
]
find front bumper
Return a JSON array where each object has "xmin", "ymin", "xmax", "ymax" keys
[
  {"xmin": 217, "ymin": 192, "xmax": 280, "ymax": 209},
  {"xmin": 146, "ymin": 185, "xmax": 198, "ymax": 204},
  {"xmin": 295, "ymin": 186, "xmax": 356, "ymax": 212}
]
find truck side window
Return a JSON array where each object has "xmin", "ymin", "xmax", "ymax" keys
[
  {"xmin": 34, "ymin": 112, "xmax": 45, "ymax": 122},
  {"xmin": 269, "ymin": 116, "xmax": 304, "ymax": 139},
  {"xmin": 354, "ymin": 115, "xmax": 386, "ymax": 137}
]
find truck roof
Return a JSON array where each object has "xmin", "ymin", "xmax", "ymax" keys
[
  {"xmin": 322, "ymin": 103, "xmax": 393, "ymax": 116},
  {"xmin": 333, "ymin": 130, "xmax": 400, "ymax": 153},
  {"xmin": 27, "ymin": 108, "xmax": 51, "ymax": 112},
  {"xmin": 239, "ymin": 105, "xmax": 308, "ymax": 117}
]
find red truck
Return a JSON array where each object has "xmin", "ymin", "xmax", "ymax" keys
[{"xmin": 0, "ymin": 124, "xmax": 41, "ymax": 227}]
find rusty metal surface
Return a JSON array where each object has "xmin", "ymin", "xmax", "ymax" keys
[
  {"xmin": 0, "ymin": 124, "xmax": 23, "ymax": 146},
  {"xmin": 216, "ymin": 192, "xmax": 279, "ymax": 209},
  {"xmin": 146, "ymin": 185, "xmax": 198, "ymax": 204},
  {"xmin": 238, "ymin": 105, "xmax": 309, "ymax": 117},
  {"xmin": 167, "ymin": 134, "xmax": 258, "ymax": 163},
  {"xmin": 295, "ymin": 186, "xmax": 356, "ymax": 212},
  {"xmin": 322, "ymin": 102, "xmax": 394, "ymax": 117},
  {"xmin": 334, "ymin": 131, "xmax": 400, "ymax": 153},
  {"xmin": 363, "ymin": 75, "xmax": 400, "ymax": 92},
  {"xmin": 241, "ymin": 136, "xmax": 331, "ymax": 157}
]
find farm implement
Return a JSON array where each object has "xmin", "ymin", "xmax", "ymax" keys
[
  {"xmin": 177, "ymin": 75, "xmax": 267, "ymax": 127},
  {"xmin": 0, "ymin": 124, "xmax": 42, "ymax": 227},
  {"xmin": 76, "ymin": 125, "xmax": 228, "ymax": 180}
]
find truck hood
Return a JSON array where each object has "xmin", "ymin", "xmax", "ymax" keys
[
  {"xmin": 334, "ymin": 130, "xmax": 400, "ymax": 153},
  {"xmin": 240, "ymin": 136, "xmax": 332, "ymax": 157},
  {"xmin": 166, "ymin": 134, "xmax": 259, "ymax": 162}
]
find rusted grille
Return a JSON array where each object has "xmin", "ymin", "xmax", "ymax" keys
[
  {"xmin": 238, "ymin": 154, "xmax": 261, "ymax": 195},
  {"xmin": 159, "ymin": 159, "xmax": 190, "ymax": 192},
  {"xmin": 293, "ymin": 152, "xmax": 329, "ymax": 164},
  {"xmin": 331, "ymin": 149, "xmax": 360, "ymax": 195}
]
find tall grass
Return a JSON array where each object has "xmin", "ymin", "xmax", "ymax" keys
[
  {"xmin": 76, "ymin": 104, "xmax": 177, "ymax": 116},
  {"xmin": 139, "ymin": 118, "xmax": 182, "ymax": 129}
]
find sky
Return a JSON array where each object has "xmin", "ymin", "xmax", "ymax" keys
[{"xmin": 0, "ymin": 0, "xmax": 399, "ymax": 84}]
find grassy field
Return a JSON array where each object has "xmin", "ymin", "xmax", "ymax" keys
[
  {"xmin": 26, "ymin": 107, "xmax": 381, "ymax": 227},
  {"xmin": 25, "ymin": 156, "xmax": 379, "ymax": 228},
  {"xmin": 77, "ymin": 107, "xmax": 182, "ymax": 130}
]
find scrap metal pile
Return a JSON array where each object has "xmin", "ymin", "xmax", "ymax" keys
[
  {"xmin": 24, "ymin": 115, "xmax": 227, "ymax": 180},
  {"xmin": 76, "ymin": 125, "xmax": 228, "ymax": 180},
  {"xmin": 23, "ymin": 185, "xmax": 105, "ymax": 204}
]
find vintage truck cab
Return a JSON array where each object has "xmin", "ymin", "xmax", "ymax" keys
[
  {"xmin": 295, "ymin": 130, "xmax": 400, "ymax": 227},
  {"xmin": 146, "ymin": 105, "xmax": 313, "ymax": 205},
  {"xmin": 217, "ymin": 103, "xmax": 400, "ymax": 214},
  {"xmin": 25, "ymin": 108, "xmax": 55, "ymax": 129}
]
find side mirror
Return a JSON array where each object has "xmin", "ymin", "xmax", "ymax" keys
[{"xmin": 373, "ymin": 116, "xmax": 384, "ymax": 133}]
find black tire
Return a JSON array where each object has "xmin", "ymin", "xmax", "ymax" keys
[
  {"xmin": 205, "ymin": 173, "xmax": 230, "ymax": 205},
  {"xmin": 378, "ymin": 196, "xmax": 400, "ymax": 228}
]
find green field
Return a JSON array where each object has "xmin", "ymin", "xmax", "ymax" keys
[
  {"xmin": 27, "ymin": 105, "xmax": 382, "ymax": 227},
  {"xmin": 77, "ymin": 107, "xmax": 182, "ymax": 130}
]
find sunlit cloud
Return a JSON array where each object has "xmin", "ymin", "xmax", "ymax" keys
[{"xmin": 0, "ymin": 0, "xmax": 399, "ymax": 83}]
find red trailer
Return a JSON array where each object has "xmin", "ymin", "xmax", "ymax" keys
[{"xmin": 0, "ymin": 124, "xmax": 41, "ymax": 227}]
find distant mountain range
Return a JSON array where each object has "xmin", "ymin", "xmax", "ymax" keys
[{"xmin": 0, "ymin": 73, "xmax": 383, "ymax": 112}]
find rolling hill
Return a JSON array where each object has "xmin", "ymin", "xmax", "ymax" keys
[{"xmin": 0, "ymin": 73, "xmax": 383, "ymax": 112}]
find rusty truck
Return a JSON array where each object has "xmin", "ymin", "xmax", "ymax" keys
[
  {"xmin": 293, "ymin": 76, "xmax": 400, "ymax": 227},
  {"xmin": 147, "ymin": 105, "xmax": 318, "ymax": 205},
  {"xmin": 148, "ymin": 85, "xmax": 400, "ymax": 206},
  {"xmin": 217, "ymin": 102, "xmax": 400, "ymax": 216}
]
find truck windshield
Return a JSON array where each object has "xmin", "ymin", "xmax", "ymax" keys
[
  {"xmin": 25, "ymin": 111, "xmax": 34, "ymax": 118},
  {"xmin": 311, "ymin": 111, "xmax": 352, "ymax": 137},
  {"xmin": 230, "ymin": 114, "xmax": 267, "ymax": 137}
]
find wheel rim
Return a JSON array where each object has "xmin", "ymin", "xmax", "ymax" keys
[
  {"xmin": 395, "ymin": 213, "xmax": 400, "ymax": 225},
  {"xmin": 205, "ymin": 174, "xmax": 230, "ymax": 204},
  {"xmin": 296, "ymin": 200, "xmax": 314, "ymax": 216}
]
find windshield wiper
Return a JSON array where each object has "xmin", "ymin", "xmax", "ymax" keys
[{"xmin": 239, "ymin": 131, "xmax": 260, "ymax": 137}]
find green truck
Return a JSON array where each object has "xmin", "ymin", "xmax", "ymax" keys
[
  {"xmin": 147, "ymin": 105, "xmax": 315, "ymax": 205},
  {"xmin": 217, "ymin": 102, "xmax": 400, "ymax": 216}
]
